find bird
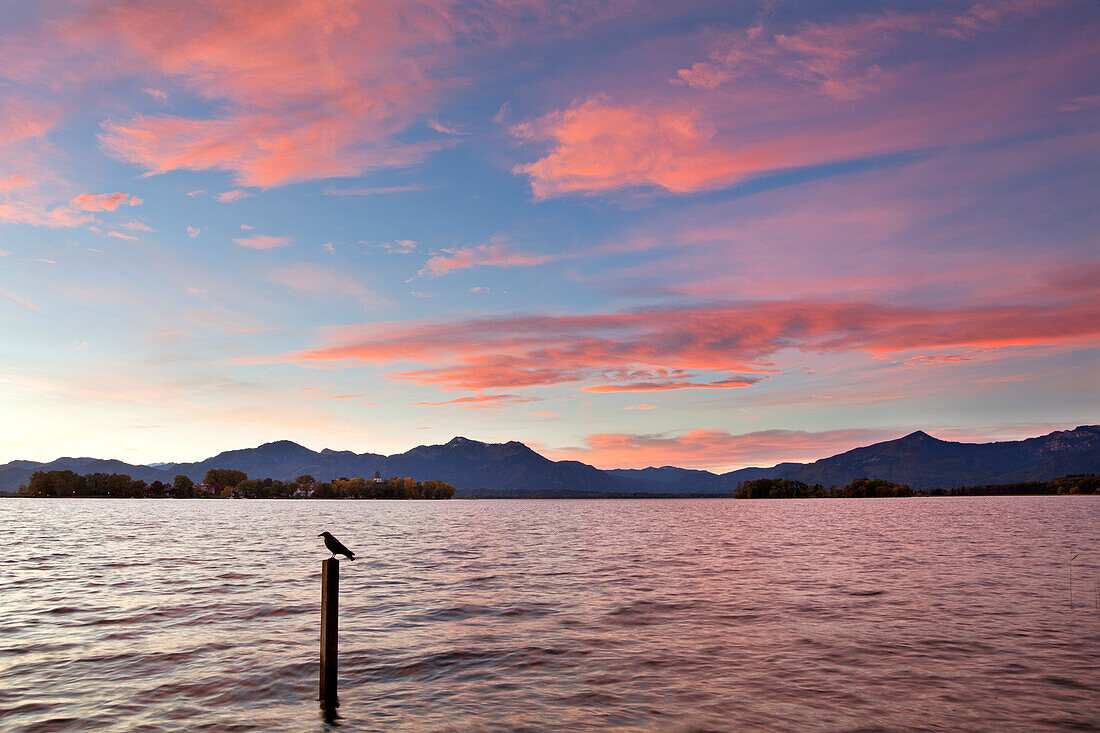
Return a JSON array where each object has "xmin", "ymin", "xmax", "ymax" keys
[{"xmin": 318, "ymin": 531, "xmax": 355, "ymax": 560}]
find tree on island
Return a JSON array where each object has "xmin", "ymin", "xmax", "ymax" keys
[
  {"xmin": 173, "ymin": 474, "xmax": 194, "ymax": 498},
  {"xmin": 203, "ymin": 469, "xmax": 247, "ymax": 492},
  {"xmin": 734, "ymin": 476, "xmax": 911, "ymax": 498},
  {"xmin": 734, "ymin": 478, "xmax": 823, "ymax": 499}
]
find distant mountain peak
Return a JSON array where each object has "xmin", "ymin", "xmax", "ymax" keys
[
  {"xmin": 256, "ymin": 440, "xmax": 311, "ymax": 451},
  {"xmin": 446, "ymin": 436, "xmax": 483, "ymax": 447},
  {"xmin": 900, "ymin": 430, "xmax": 937, "ymax": 442}
]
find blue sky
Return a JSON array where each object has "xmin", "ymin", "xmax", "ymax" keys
[{"xmin": 1, "ymin": 0, "xmax": 1097, "ymax": 469}]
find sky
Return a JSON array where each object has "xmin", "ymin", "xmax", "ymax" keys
[{"xmin": 0, "ymin": 0, "xmax": 1097, "ymax": 471}]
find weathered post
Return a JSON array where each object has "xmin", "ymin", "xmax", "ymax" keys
[{"xmin": 320, "ymin": 558, "xmax": 339, "ymax": 705}]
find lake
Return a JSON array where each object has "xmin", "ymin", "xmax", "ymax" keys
[{"xmin": 1, "ymin": 497, "xmax": 1097, "ymax": 732}]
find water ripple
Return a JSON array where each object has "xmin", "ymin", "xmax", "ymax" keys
[{"xmin": 0, "ymin": 496, "xmax": 1097, "ymax": 732}]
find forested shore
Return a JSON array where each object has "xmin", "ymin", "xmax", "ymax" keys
[
  {"xmin": 733, "ymin": 475, "xmax": 1100, "ymax": 499},
  {"xmin": 15, "ymin": 468, "xmax": 456, "ymax": 499}
]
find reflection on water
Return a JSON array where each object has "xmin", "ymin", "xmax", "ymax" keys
[{"xmin": 1, "ymin": 497, "xmax": 1097, "ymax": 732}]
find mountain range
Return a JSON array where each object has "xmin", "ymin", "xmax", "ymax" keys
[{"xmin": 1, "ymin": 426, "xmax": 1096, "ymax": 497}]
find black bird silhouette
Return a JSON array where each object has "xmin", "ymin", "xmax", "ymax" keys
[{"xmin": 318, "ymin": 531, "xmax": 355, "ymax": 560}]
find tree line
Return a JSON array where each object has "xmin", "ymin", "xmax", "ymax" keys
[
  {"xmin": 17, "ymin": 468, "xmax": 456, "ymax": 500},
  {"xmin": 734, "ymin": 474, "xmax": 1099, "ymax": 499}
]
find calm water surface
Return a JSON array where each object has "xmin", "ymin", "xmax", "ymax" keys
[{"xmin": 1, "ymin": 497, "xmax": 1098, "ymax": 732}]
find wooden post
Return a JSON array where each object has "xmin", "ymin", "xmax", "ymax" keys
[{"xmin": 320, "ymin": 558, "xmax": 339, "ymax": 705}]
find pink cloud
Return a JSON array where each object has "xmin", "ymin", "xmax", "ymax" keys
[
  {"xmin": 546, "ymin": 428, "xmax": 896, "ymax": 470},
  {"xmin": 0, "ymin": 200, "xmax": 89, "ymax": 228},
  {"xmin": 580, "ymin": 376, "xmax": 765, "ymax": 392},
  {"xmin": 71, "ymin": 192, "xmax": 143, "ymax": 211},
  {"xmin": 0, "ymin": 97, "xmax": 89, "ymax": 228},
  {"xmin": 77, "ymin": 1, "xmax": 454, "ymax": 187},
  {"xmin": 235, "ymin": 234, "xmax": 290, "ymax": 250},
  {"xmin": 1, "ymin": 190, "xmax": 141, "ymax": 229},
  {"xmin": 1059, "ymin": 94, "xmax": 1100, "ymax": 112},
  {"xmin": 266, "ymin": 263, "xmax": 375, "ymax": 304},
  {"xmin": 417, "ymin": 243, "xmax": 552, "ymax": 277},
  {"xmin": 625, "ymin": 404, "xmax": 656, "ymax": 410},
  {"xmin": 673, "ymin": 11, "xmax": 929, "ymax": 98},
  {"xmin": 676, "ymin": 2, "xmax": 1070, "ymax": 96},
  {"xmin": 427, "ymin": 119, "xmax": 467, "ymax": 135},
  {"xmin": 513, "ymin": 97, "xmax": 762, "ymax": 198},
  {"xmin": 299, "ymin": 392, "xmax": 372, "ymax": 401},
  {"xmin": 215, "ymin": 189, "xmax": 249, "ymax": 203},
  {"xmin": 368, "ymin": 239, "xmax": 417, "ymax": 254},
  {"xmin": 36, "ymin": 1, "xmax": 617, "ymax": 188},
  {"xmin": 0, "ymin": 174, "xmax": 32, "ymax": 192},
  {"xmin": 0, "ymin": 100, "xmax": 57, "ymax": 144},
  {"xmin": 0, "ymin": 286, "xmax": 42, "ymax": 314},
  {"xmin": 107, "ymin": 231, "xmax": 138, "ymax": 240},
  {"xmin": 412, "ymin": 392, "xmax": 533, "ymax": 409},
  {"xmin": 273, "ymin": 291, "xmax": 1100, "ymax": 392},
  {"xmin": 516, "ymin": 3, "xmax": 1093, "ymax": 198},
  {"xmin": 580, "ymin": 126, "xmax": 1099, "ymax": 310},
  {"xmin": 324, "ymin": 184, "xmax": 428, "ymax": 197}
]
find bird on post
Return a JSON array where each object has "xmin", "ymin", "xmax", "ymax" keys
[{"xmin": 318, "ymin": 531, "xmax": 355, "ymax": 560}]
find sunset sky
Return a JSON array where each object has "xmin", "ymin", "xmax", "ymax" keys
[{"xmin": 0, "ymin": 0, "xmax": 1097, "ymax": 470}]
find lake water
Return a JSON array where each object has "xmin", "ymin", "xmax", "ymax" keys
[{"xmin": 1, "ymin": 497, "xmax": 1098, "ymax": 732}]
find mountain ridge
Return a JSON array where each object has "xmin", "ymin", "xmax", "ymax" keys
[{"xmin": 0, "ymin": 426, "xmax": 1096, "ymax": 496}]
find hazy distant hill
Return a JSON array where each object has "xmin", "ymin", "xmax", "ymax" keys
[
  {"xmin": 605, "ymin": 466, "xmax": 723, "ymax": 493},
  {"xmin": 165, "ymin": 440, "xmax": 387, "ymax": 485},
  {"xmin": 1, "ymin": 426, "xmax": 1096, "ymax": 496},
  {"xmin": 606, "ymin": 463, "xmax": 806, "ymax": 494},
  {"xmin": 0, "ymin": 459, "xmax": 174, "ymax": 494}
]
